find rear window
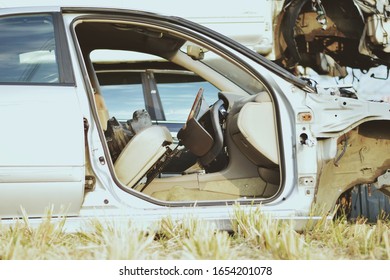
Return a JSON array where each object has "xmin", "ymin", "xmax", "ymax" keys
[{"xmin": 0, "ymin": 14, "xmax": 59, "ymax": 84}]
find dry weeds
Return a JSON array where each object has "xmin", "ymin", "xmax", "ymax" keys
[{"xmin": 1, "ymin": 206, "xmax": 389, "ymax": 260}]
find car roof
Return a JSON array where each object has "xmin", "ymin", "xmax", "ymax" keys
[{"xmin": 0, "ymin": 0, "xmax": 260, "ymax": 18}]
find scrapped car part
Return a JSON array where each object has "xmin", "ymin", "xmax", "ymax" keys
[{"xmin": 275, "ymin": 0, "xmax": 390, "ymax": 75}]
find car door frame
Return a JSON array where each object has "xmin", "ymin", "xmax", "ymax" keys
[{"xmin": 64, "ymin": 7, "xmax": 309, "ymax": 210}]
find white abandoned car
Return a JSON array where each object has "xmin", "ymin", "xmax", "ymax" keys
[{"xmin": 0, "ymin": 2, "xmax": 389, "ymax": 230}]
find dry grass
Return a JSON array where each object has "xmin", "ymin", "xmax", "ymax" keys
[{"xmin": 1, "ymin": 206, "xmax": 390, "ymax": 260}]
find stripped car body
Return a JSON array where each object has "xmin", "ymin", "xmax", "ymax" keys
[{"xmin": 0, "ymin": 2, "xmax": 389, "ymax": 230}]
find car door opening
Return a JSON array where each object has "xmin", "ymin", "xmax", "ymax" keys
[{"xmin": 73, "ymin": 18, "xmax": 282, "ymax": 203}]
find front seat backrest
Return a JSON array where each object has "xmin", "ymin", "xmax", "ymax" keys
[
  {"xmin": 114, "ymin": 125, "xmax": 173, "ymax": 188},
  {"xmin": 235, "ymin": 102, "xmax": 279, "ymax": 167}
]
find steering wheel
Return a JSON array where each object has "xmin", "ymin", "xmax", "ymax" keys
[
  {"xmin": 199, "ymin": 99, "xmax": 225, "ymax": 166},
  {"xmin": 178, "ymin": 89, "xmax": 226, "ymax": 166}
]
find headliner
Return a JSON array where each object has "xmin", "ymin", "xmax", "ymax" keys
[{"xmin": 75, "ymin": 21, "xmax": 186, "ymax": 59}]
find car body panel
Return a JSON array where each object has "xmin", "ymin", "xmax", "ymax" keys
[{"xmin": 0, "ymin": 85, "xmax": 85, "ymax": 217}]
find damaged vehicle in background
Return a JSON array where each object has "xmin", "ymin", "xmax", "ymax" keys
[
  {"xmin": 273, "ymin": 0, "xmax": 390, "ymax": 220},
  {"xmin": 274, "ymin": 0, "xmax": 390, "ymax": 75},
  {"xmin": 0, "ymin": 2, "xmax": 389, "ymax": 230}
]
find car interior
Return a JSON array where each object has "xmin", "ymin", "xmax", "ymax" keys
[{"xmin": 74, "ymin": 18, "xmax": 282, "ymax": 202}]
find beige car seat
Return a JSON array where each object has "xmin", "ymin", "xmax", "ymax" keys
[
  {"xmin": 114, "ymin": 125, "xmax": 173, "ymax": 187},
  {"xmin": 87, "ymin": 58, "xmax": 173, "ymax": 188},
  {"xmin": 95, "ymin": 91, "xmax": 172, "ymax": 188},
  {"xmin": 231, "ymin": 98, "xmax": 280, "ymax": 186}
]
